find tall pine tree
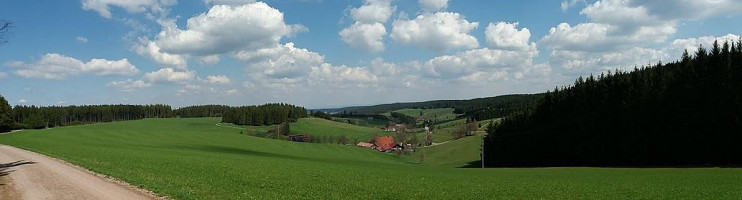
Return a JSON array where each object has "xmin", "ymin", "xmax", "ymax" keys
[{"xmin": 0, "ymin": 94, "xmax": 14, "ymax": 132}]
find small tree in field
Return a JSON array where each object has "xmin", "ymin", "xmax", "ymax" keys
[
  {"xmin": 338, "ymin": 135, "xmax": 348, "ymax": 145},
  {"xmin": 409, "ymin": 133, "xmax": 419, "ymax": 151},
  {"xmin": 466, "ymin": 117, "xmax": 478, "ymax": 136},
  {"xmin": 451, "ymin": 126, "xmax": 467, "ymax": 140},
  {"xmin": 396, "ymin": 126, "xmax": 407, "ymax": 145}
]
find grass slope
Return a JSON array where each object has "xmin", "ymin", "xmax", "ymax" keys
[
  {"xmin": 219, "ymin": 117, "xmax": 386, "ymax": 141},
  {"xmin": 415, "ymin": 136, "xmax": 484, "ymax": 168},
  {"xmin": 1, "ymin": 118, "xmax": 741, "ymax": 199},
  {"xmin": 290, "ymin": 118, "xmax": 385, "ymax": 140},
  {"xmin": 330, "ymin": 117, "xmax": 388, "ymax": 127}
]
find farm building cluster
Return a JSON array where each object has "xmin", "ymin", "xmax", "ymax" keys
[{"xmin": 356, "ymin": 136, "xmax": 413, "ymax": 153}]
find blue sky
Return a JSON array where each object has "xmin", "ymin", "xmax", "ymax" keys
[{"xmin": 1, "ymin": 0, "xmax": 741, "ymax": 108}]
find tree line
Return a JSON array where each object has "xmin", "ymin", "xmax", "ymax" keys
[
  {"xmin": 389, "ymin": 112, "xmax": 416, "ymax": 126},
  {"xmin": 484, "ymin": 39, "xmax": 742, "ymax": 167},
  {"xmin": 222, "ymin": 103, "xmax": 308, "ymax": 126},
  {"xmin": 0, "ymin": 96, "xmax": 310, "ymax": 132},
  {"xmin": 173, "ymin": 105, "xmax": 231, "ymax": 118},
  {"xmin": 8, "ymin": 104, "xmax": 172, "ymax": 129}
]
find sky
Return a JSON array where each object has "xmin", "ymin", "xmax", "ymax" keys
[{"xmin": 0, "ymin": 0, "xmax": 741, "ymax": 108}]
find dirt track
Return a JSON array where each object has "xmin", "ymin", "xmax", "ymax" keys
[{"xmin": 0, "ymin": 145, "xmax": 161, "ymax": 200}]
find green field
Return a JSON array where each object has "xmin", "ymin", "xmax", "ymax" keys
[
  {"xmin": 291, "ymin": 118, "xmax": 386, "ymax": 141},
  {"xmin": 218, "ymin": 117, "xmax": 387, "ymax": 142},
  {"xmin": 330, "ymin": 117, "xmax": 388, "ymax": 127},
  {"xmin": 1, "ymin": 118, "xmax": 741, "ymax": 199},
  {"xmin": 411, "ymin": 135, "xmax": 484, "ymax": 168}
]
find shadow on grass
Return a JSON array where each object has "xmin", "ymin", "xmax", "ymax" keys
[
  {"xmin": 173, "ymin": 145, "xmax": 314, "ymax": 162},
  {"xmin": 0, "ymin": 160, "xmax": 36, "ymax": 177},
  {"xmin": 458, "ymin": 160, "xmax": 483, "ymax": 168},
  {"xmin": 173, "ymin": 145, "xmax": 402, "ymax": 167}
]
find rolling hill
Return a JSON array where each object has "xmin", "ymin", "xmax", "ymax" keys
[{"xmin": 1, "ymin": 118, "xmax": 741, "ymax": 199}]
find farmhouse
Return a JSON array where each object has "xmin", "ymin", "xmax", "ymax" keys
[
  {"xmin": 385, "ymin": 123, "xmax": 406, "ymax": 132},
  {"xmin": 370, "ymin": 136, "xmax": 397, "ymax": 152}
]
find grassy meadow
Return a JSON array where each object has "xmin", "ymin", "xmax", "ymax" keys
[
  {"xmin": 1, "ymin": 118, "xmax": 741, "ymax": 199},
  {"xmin": 221, "ymin": 117, "xmax": 387, "ymax": 142}
]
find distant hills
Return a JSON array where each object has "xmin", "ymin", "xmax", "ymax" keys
[{"xmin": 319, "ymin": 94, "xmax": 544, "ymax": 121}]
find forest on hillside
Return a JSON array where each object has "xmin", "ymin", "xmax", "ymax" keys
[
  {"xmin": 4, "ymin": 104, "xmax": 172, "ymax": 129},
  {"xmin": 334, "ymin": 94, "xmax": 543, "ymax": 121},
  {"xmin": 174, "ymin": 105, "xmax": 231, "ymax": 118},
  {"xmin": 0, "ymin": 99, "xmax": 308, "ymax": 132},
  {"xmin": 221, "ymin": 103, "xmax": 308, "ymax": 126},
  {"xmin": 484, "ymin": 40, "xmax": 742, "ymax": 167}
]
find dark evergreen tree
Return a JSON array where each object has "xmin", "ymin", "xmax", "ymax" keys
[
  {"xmin": 483, "ymin": 40, "xmax": 742, "ymax": 167},
  {"xmin": 0, "ymin": 94, "xmax": 14, "ymax": 132},
  {"xmin": 222, "ymin": 103, "xmax": 308, "ymax": 126}
]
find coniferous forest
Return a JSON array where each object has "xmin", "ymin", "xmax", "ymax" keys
[
  {"xmin": 484, "ymin": 40, "xmax": 742, "ymax": 167},
  {"xmin": 173, "ymin": 105, "xmax": 231, "ymax": 118},
  {"xmin": 9, "ymin": 104, "xmax": 173, "ymax": 129},
  {"xmin": 221, "ymin": 103, "xmax": 308, "ymax": 126}
]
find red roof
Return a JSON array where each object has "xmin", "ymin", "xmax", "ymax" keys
[{"xmin": 373, "ymin": 136, "xmax": 396, "ymax": 152}]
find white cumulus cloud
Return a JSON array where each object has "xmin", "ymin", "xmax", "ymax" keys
[
  {"xmin": 391, "ymin": 12, "xmax": 479, "ymax": 52},
  {"xmin": 143, "ymin": 68, "xmax": 195, "ymax": 83},
  {"xmin": 153, "ymin": 2, "xmax": 304, "ymax": 56},
  {"xmin": 485, "ymin": 22, "xmax": 535, "ymax": 51},
  {"xmin": 198, "ymin": 55, "xmax": 220, "ymax": 66},
  {"xmin": 340, "ymin": 22, "xmax": 387, "ymax": 53},
  {"xmin": 340, "ymin": 0, "xmax": 394, "ymax": 52},
  {"xmin": 203, "ymin": 75, "xmax": 231, "ymax": 84},
  {"xmin": 6, "ymin": 53, "xmax": 139, "ymax": 80},
  {"xmin": 107, "ymin": 79, "xmax": 152, "ymax": 91},
  {"xmin": 543, "ymin": 0, "xmax": 742, "ymax": 53},
  {"xmin": 81, "ymin": 0, "xmax": 175, "ymax": 18},
  {"xmin": 422, "ymin": 47, "xmax": 540, "ymax": 81},
  {"xmin": 561, "ymin": 0, "xmax": 586, "ymax": 11},
  {"xmin": 350, "ymin": 0, "xmax": 395, "ymax": 24},
  {"xmin": 419, "ymin": 0, "xmax": 449, "ymax": 12},
  {"xmin": 133, "ymin": 39, "xmax": 188, "ymax": 69},
  {"xmin": 233, "ymin": 43, "xmax": 323, "ymax": 81}
]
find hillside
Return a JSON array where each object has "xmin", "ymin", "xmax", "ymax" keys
[
  {"xmin": 290, "ymin": 118, "xmax": 386, "ymax": 141},
  {"xmin": 334, "ymin": 94, "xmax": 544, "ymax": 118},
  {"xmin": 221, "ymin": 117, "xmax": 387, "ymax": 142},
  {"xmin": 484, "ymin": 41, "xmax": 742, "ymax": 167},
  {"xmin": 1, "ymin": 118, "xmax": 741, "ymax": 199}
]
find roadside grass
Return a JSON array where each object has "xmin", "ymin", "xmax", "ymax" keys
[{"xmin": 1, "ymin": 118, "xmax": 741, "ymax": 199}]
